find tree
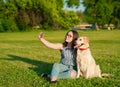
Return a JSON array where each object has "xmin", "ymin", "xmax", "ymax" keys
[
  {"xmin": 66, "ymin": 0, "xmax": 80, "ymax": 8},
  {"xmin": 112, "ymin": 0, "xmax": 120, "ymax": 29},
  {"xmin": 0, "ymin": 0, "xmax": 19, "ymax": 32},
  {"xmin": 0, "ymin": 0, "xmax": 82, "ymax": 31},
  {"xmin": 83, "ymin": 0, "xmax": 120, "ymax": 29}
]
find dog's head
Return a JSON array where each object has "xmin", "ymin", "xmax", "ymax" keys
[{"xmin": 74, "ymin": 37, "xmax": 89, "ymax": 49}]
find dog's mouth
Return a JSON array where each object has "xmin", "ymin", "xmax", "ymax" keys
[{"xmin": 74, "ymin": 43, "xmax": 84, "ymax": 48}]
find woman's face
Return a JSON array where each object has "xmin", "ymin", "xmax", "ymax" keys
[{"xmin": 65, "ymin": 31, "xmax": 73, "ymax": 43}]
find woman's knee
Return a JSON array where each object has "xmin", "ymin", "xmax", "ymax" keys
[
  {"xmin": 53, "ymin": 63, "xmax": 59, "ymax": 69},
  {"xmin": 70, "ymin": 70, "xmax": 77, "ymax": 78}
]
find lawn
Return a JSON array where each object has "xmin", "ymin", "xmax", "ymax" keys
[{"xmin": 0, "ymin": 30, "xmax": 120, "ymax": 87}]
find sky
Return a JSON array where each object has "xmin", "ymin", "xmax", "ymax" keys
[
  {"xmin": 63, "ymin": 4, "xmax": 85, "ymax": 12},
  {"xmin": 63, "ymin": 0, "xmax": 86, "ymax": 12}
]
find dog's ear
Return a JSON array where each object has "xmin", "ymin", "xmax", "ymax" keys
[{"xmin": 83, "ymin": 37, "xmax": 89, "ymax": 44}]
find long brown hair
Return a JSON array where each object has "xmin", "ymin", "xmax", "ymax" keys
[{"xmin": 62, "ymin": 30, "xmax": 79, "ymax": 50}]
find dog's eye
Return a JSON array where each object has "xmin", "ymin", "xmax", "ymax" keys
[{"xmin": 79, "ymin": 39, "xmax": 82, "ymax": 41}]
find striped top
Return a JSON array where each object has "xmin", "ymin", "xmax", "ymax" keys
[{"xmin": 60, "ymin": 46, "xmax": 76, "ymax": 66}]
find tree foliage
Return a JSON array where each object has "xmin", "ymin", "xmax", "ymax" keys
[
  {"xmin": 83, "ymin": 0, "xmax": 120, "ymax": 29},
  {"xmin": 0, "ymin": 0, "xmax": 81, "ymax": 32},
  {"xmin": 66, "ymin": 0, "xmax": 80, "ymax": 8},
  {"xmin": 1, "ymin": 0, "xmax": 119, "ymax": 31}
]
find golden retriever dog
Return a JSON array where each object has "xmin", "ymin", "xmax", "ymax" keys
[{"xmin": 75, "ymin": 37, "xmax": 112, "ymax": 79}]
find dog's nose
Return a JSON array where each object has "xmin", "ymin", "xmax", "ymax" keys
[{"xmin": 81, "ymin": 43, "xmax": 84, "ymax": 45}]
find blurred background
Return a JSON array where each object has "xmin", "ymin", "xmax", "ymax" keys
[{"xmin": 0, "ymin": 0, "xmax": 120, "ymax": 32}]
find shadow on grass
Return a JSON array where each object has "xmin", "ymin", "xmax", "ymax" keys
[{"xmin": 1, "ymin": 54, "xmax": 53, "ymax": 75}]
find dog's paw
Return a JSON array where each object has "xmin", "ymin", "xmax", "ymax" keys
[{"xmin": 76, "ymin": 75, "xmax": 80, "ymax": 78}]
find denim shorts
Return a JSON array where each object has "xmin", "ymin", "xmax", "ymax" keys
[{"xmin": 50, "ymin": 63, "xmax": 77, "ymax": 79}]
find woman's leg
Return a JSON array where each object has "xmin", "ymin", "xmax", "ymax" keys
[
  {"xmin": 50, "ymin": 63, "xmax": 68, "ymax": 81},
  {"xmin": 50, "ymin": 63, "xmax": 77, "ymax": 81},
  {"xmin": 57, "ymin": 69, "xmax": 77, "ymax": 79}
]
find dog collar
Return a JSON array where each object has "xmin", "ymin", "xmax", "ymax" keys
[{"xmin": 79, "ymin": 47, "xmax": 89, "ymax": 51}]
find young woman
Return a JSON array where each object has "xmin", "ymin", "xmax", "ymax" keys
[{"xmin": 38, "ymin": 30, "xmax": 79, "ymax": 83}]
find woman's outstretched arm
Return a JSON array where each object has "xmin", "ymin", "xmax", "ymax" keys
[{"xmin": 38, "ymin": 32, "xmax": 63, "ymax": 50}]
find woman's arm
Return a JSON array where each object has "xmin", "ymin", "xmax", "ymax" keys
[{"xmin": 38, "ymin": 32, "xmax": 63, "ymax": 50}]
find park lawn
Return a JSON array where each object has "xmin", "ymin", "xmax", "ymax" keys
[{"xmin": 0, "ymin": 30, "xmax": 120, "ymax": 87}]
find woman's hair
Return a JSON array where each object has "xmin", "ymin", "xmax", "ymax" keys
[{"xmin": 62, "ymin": 30, "xmax": 79, "ymax": 50}]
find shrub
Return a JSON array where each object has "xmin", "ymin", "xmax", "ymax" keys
[
  {"xmin": 0, "ymin": 22, "xmax": 4, "ymax": 32},
  {"xmin": 59, "ymin": 11, "xmax": 81, "ymax": 29},
  {"xmin": 2, "ymin": 17, "xmax": 19, "ymax": 32}
]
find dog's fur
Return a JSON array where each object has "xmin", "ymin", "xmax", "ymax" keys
[{"xmin": 75, "ymin": 37, "xmax": 102, "ymax": 78}]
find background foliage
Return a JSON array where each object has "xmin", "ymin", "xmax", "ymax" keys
[
  {"xmin": 83, "ymin": 0, "xmax": 120, "ymax": 29},
  {"xmin": 0, "ymin": 0, "xmax": 120, "ymax": 32},
  {"xmin": 0, "ymin": 0, "xmax": 81, "ymax": 32}
]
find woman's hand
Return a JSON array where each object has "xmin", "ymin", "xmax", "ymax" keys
[{"xmin": 38, "ymin": 32, "xmax": 44, "ymax": 40}]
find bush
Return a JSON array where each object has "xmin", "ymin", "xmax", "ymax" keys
[
  {"xmin": 59, "ymin": 11, "xmax": 81, "ymax": 29},
  {"xmin": 0, "ymin": 22, "xmax": 4, "ymax": 32},
  {"xmin": 16, "ymin": 22, "xmax": 27, "ymax": 31},
  {"xmin": 2, "ymin": 17, "xmax": 19, "ymax": 32}
]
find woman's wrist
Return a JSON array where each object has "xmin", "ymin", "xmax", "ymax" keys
[{"xmin": 40, "ymin": 38, "xmax": 44, "ymax": 42}]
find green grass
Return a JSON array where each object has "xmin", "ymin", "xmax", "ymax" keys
[{"xmin": 0, "ymin": 30, "xmax": 120, "ymax": 87}]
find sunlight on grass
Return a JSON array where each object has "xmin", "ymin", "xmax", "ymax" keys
[{"xmin": 0, "ymin": 30, "xmax": 120, "ymax": 87}]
